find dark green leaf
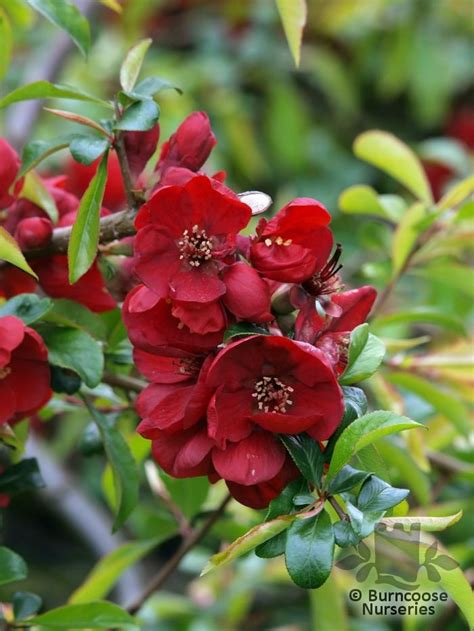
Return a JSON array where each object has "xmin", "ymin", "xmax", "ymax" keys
[
  {"xmin": 12, "ymin": 592, "xmax": 42, "ymax": 620},
  {"xmin": 265, "ymin": 478, "xmax": 308, "ymax": 521},
  {"xmin": 114, "ymin": 99, "xmax": 159, "ymax": 132},
  {"xmin": 69, "ymin": 135, "xmax": 110, "ymax": 166},
  {"xmin": 357, "ymin": 476, "xmax": 409, "ymax": 512},
  {"xmin": 131, "ymin": 76, "xmax": 183, "ymax": 98},
  {"xmin": 161, "ymin": 474, "xmax": 209, "ymax": 520},
  {"xmin": 45, "ymin": 299, "xmax": 107, "ymax": 339},
  {"xmin": 88, "ymin": 408, "xmax": 139, "ymax": 532},
  {"xmin": 39, "ymin": 325, "xmax": 103, "ymax": 387},
  {"xmin": 19, "ymin": 135, "xmax": 74, "ymax": 177},
  {"xmin": 0, "ymin": 459, "xmax": 44, "ymax": 495},
  {"xmin": 0, "ymin": 547, "xmax": 27, "ymax": 586},
  {"xmin": 0, "ymin": 294, "xmax": 52, "ymax": 324},
  {"xmin": 223, "ymin": 323, "xmax": 269, "ymax": 342},
  {"xmin": 333, "ymin": 520, "xmax": 361, "ymax": 548},
  {"xmin": 327, "ymin": 465, "xmax": 372, "ymax": 495},
  {"xmin": 50, "ymin": 364, "xmax": 82, "ymax": 394},
  {"xmin": 324, "ymin": 387, "xmax": 367, "ymax": 463},
  {"xmin": 339, "ymin": 324, "xmax": 385, "ymax": 385},
  {"xmin": 280, "ymin": 434, "xmax": 325, "ymax": 486},
  {"xmin": 346, "ymin": 501, "xmax": 384, "ymax": 538},
  {"xmin": 79, "ymin": 422, "xmax": 103, "ymax": 456},
  {"xmin": 68, "ymin": 152, "xmax": 108, "ymax": 283},
  {"xmin": 293, "ymin": 493, "xmax": 315, "ymax": 507},
  {"xmin": 255, "ymin": 530, "xmax": 287, "ymax": 558},
  {"xmin": 28, "ymin": 601, "xmax": 138, "ymax": 629},
  {"xmin": 285, "ymin": 509, "xmax": 335, "ymax": 589},
  {"xmin": 0, "ymin": 81, "xmax": 111, "ymax": 109},
  {"xmin": 26, "ymin": 0, "xmax": 91, "ymax": 57}
]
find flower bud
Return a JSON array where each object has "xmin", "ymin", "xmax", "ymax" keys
[
  {"xmin": 157, "ymin": 112, "xmax": 216, "ymax": 173},
  {"xmin": 15, "ymin": 217, "xmax": 53, "ymax": 250},
  {"xmin": 123, "ymin": 124, "xmax": 160, "ymax": 178}
]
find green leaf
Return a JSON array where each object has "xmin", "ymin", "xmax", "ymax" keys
[
  {"xmin": 324, "ymin": 387, "xmax": 368, "ymax": 463},
  {"xmin": 26, "ymin": 0, "xmax": 91, "ymax": 57},
  {"xmin": 28, "ymin": 601, "xmax": 138, "ymax": 629},
  {"xmin": 285, "ymin": 509, "xmax": 334, "ymax": 589},
  {"xmin": 69, "ymin": 538, "xmax": 161, "ymax": 604},
  {"xmin": 0, "ymin": 8, "xmax": 12, "ymax": 81},
  {"xmin": 45, "ymin": 299, "xmax": 107, "ymax": 339},
  {"xmin": 275, "ymin": 0, "xmax": 307, "ymax": 67},
  {"xmin": 376, "ymin": 440, "xmax": 430, "ymax": 505},
  {"xmin": 19, "ymin": 135, "xmax": 74, "ymax": 178},
  {"xmin": 357, "ymin": 476, "xmax": 409, "ymax": 512},
  {"xmin": 39, "ymin": 326, "xmax": 103, "ymax": 387},
  {"xmin": 0, "ymin": 227, "xmax": 38, "ymax": 278},
  {"xmin": 0, "ymin": 293, "xmax": 52, "ymax": 324},
  {"xmin": 339, "ymin": 185, "xmax": 392, "ymax": 220},
  {"xmin": 327, "ymin": 465, "xmax": 371, "ymax": 495},
  {"xmin": 380, "ymin": 511, "xmax": 463, "ymax": 532},
  {"xmin": 88, "ymin": 408, "xmax": 139, "ymax": 532},
  {"xmin": 280, "ymin": 434, "xmax": 325, "ymax": 486},
  {"xmin": 120, "ymin": 38, "xmax": 152, "ymax": 92},
  {"xmin": 131, "ymin": 76, "xmax": 182, "ymax": 98},
  {"xmin": 333, "ymin": 520, "xmax": 360, "ymax": 548},
  {"xmin": 69, "ymin": 135, "xmax": 110, "ymax": 166},
  {"xmin": 346, "ymin": 501, "xmax": 385, "ymax": 538},
  {"xmin": 353, "ymin": 130, "xmax": 433, "ymax": 205},
  {"xmin": 12, "ymin": 591, "xmax": 42, "ymax": 620},
  {"xmin": 254, "ymin": 530, "xmax": 287, "ymax": 559},
  {"xmin": 0, "ymin": 459, "xmax": 44, "ymax": 495},
  {"xmin": 0, "ymin": 547, "xmax": 27, "ymax": 586},
  {"xmin": 115, "ymin": 99, "xmax": 159, "ymax": 132},
  {"xmin": 437, "ymin": 174, "xmax": 474, "ymax": 211},
  {"xmin": 223, "ymin": 323, "xmax": 269, "ymax": 342},
  {"xmin": 0, "ymin": 80, "xmax": 111, "ymax": 109},
  {"xmin": 20, "ymin": 171, "xmax": 58, "ymax": 223},
  {"xmin": 391, "ymin": 201, "xmax": 426, "ymax": 276},
  {"xmin": 161, "ymin": 475, "xmax": 209, "ymax": 520},
  {"xmin": 309, "ymin": 573, "xmax": 349, "ymax": 631},
  {"xmin": 201, "ymin": 515, "xmax": 295, "ymax": 575},
  {"xmin": 68, "ymin": 152, "xmax": 108, "ymax": 283},
  {"xmin": 265, "ymin": 478, "xmax": 308, "ymax": 521},
  {"xmin": 339, "ymin": 324, "xmax": 385, "ymax": 385},
  {"xmin": 326, "ymin": 411, "xmax": 423, "ymax": 481},
  {"xmin": 387, "ymin": 371, "xmax": 470, "ymax": 435},
  {"xmin": 373, "ymin": 308, "xmax": 466, "ymax": 336}
]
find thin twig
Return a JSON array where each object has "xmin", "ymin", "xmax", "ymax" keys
[
  {"xmin": 102, "ymin": 371, "xmax": 146, "ymax": 393},
  {"xmin": 126, "ymin": 493, "xmax": 233, "ymax": 614},
  {"xmin": 327, "ymin": 495, "xmax": 348, "ymax": 521}
]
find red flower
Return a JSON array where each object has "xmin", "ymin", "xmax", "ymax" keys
[
  {"xmin": 0, "ymin": 316, "xmax": 51, "ymax": 424},
  {"xmin": 0, "ymin": 139, "xmax": 21, "ymax": 208},
  {"xmin": 250, "ymin": 198, "xmax": 333, "ymax": 283},
  {"xmin": 123, "ymin": 284, "xmax": 224, "ymax": 353},
  {"xmin": 157, "ymin": 112, "xmax": 216, "ymax": 174},
  {"xmin": 151, "ymin": 422, "xmax": 216, "ymax": 478},
  {"xmin": 0, "ymin": 267, "xmax": 37, "ymax": 299},
  {"xmin": 123, "ymin": 124, "xmax": 160, "ymax": 178},
  {"xmin": 205, "ymin": 335, "xmax": 344, "ymax": 485},
  {"xmin": 15, "ymin": 217, "xmax": 53, "ymax": 250},
  {"xmin": 133, "ymin": 175, "xmax": 252, "ymax": 333},
  {"xmin": 65, "ymin": 151, "xmax": 126, "ymax": 211}
]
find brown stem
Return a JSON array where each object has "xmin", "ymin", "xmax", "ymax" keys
[
  {"xmin": 102, "ymin": 371, "xmax": 146, "ymax": 393},
  {"xmin": 327, "ymin": 495, "xmax": 348, "ymax": 521},
  {"xmin": 126, "ymin": 493, "xmax": 232, "ymax": 614}
]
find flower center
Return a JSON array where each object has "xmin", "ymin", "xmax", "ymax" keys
[
  {"xmin": 302, "ymin": 244, "xmax": 343, "ymax": 297},
  {"xmin": 178, "ymin": 225, "xmax": 213, "ymax": 267},
  {"xmin": 0, "ymin": 366, "xmax": 11, "ymax": 380},
  {"xmin": 263, "ymin": 236, "xmax": 292, "ymax": 247},
  {"xmin": 252, "ymin": 376, "xmax": 294, "ymax": 413}
]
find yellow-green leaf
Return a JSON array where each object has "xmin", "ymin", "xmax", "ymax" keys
[
  {"xmin": 0, "ymin": 227, "xmax": 38, "ymax": 278},
  {"xmin": 354, "ymin": 130, "xmax": 433, "ymax": 205},
  {"xmin": 391, "ymin": 201, "xmax": 425, "ymax": 276},
  {"xmin": 0, "ymin": 8, "xmax": 12, "ymax": 81},
  {"xmin": 98, "ymin": 0, "xmax": 122, "ymax": 13},
  {"xmin": 339, "ymin": 185, "xmax": 390, "ymax": 219},
  {"xmin": 437, "ymin": 174, "xmax": 474, "ymax": 211},
  {"xmin": 20, "ymin": 171, "xmax": 58, "ymax": 223},
  {"xmin": 275, "ymin": 0, "xmax": 307, "ymax": 67},
  {"xmin": 381, "ymin": 511, "xmax": 462, "ymax": 532},
  {"xmin": 201, "ymin": 515, "xmax": 295, "ymax": 575},
  {"xmin": 120, "ymin": 38, "xmax": 152, "ymax": 93}
]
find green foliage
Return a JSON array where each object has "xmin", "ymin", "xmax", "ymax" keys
[
  {"xmin": 19, "ymin": 135, "xmax": 74, "ymax": 177},
  {"xmin": 339, "ymin": 324, "xmax": 386, "ymax": 385},
  {"xmin": 275, "ymin": 0, "xmax": 307, "ymax": 67},
  {"xmin": 0, "ymin": 293, "xmax": 52, "ymax": 324},
  {"xmin": 69, "ymin": 135, "xmax": 110, "ymax": 165},
  {"xmin": 20, "ymin": 170, "xmax": 58, "ymax": 223},
  {"xmin": 27, "ymin": 601, "xmax": 138, "ymax": 629},
  {"xmin": 280, "ymin": 434, "xmax": 325, "ymax": 487},
  {"xmin": 0, "ymin": 227, "xmax": 37, "ymax": 277},
  {"xmin": 0, "ymin": 80, "xmax": 111, "ymax": 108},
  {"xmin": 115, "ymin": 99, "xmax": 160, "ymax": 132},
  {"xmin": 0, "ymin": 459, "xmax": 44, "ymax": 495},
  {"xmin": 120, "ymin": 38, "xmax": 152, "ymax": 92},
  {"xmin": 0, "ymin": 547, "xmax": 27, "ymax": 586}
]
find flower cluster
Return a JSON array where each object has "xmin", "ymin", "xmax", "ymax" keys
[{"xmin": 122, "ymin": 114, "xmax": 377, "ymax": 509}]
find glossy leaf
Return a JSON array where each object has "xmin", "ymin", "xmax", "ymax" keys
[
  {"xmin": 357, "ymin": 476, "xmax": 409, "ymax": 512},
  {"xmin": 26, "ymin": 0, "xmax": 91, "ymax": 57},
  {"xmin": 120, "ymin": 38, "xmax": 152, "ymax": 92},
  {"xmin": 69, "ymin": 135, "xmax": 110, "ymax": 165},
  {"xmin": 340, "ymin": 324, "xmax": 385, "ymax": 385},
  {"xmin": 285, "ymin": 509, "xmax": 334, "ymax": 589},
  {"xmin": 69, "ymin": 538, "xmax": 161, "ymax": 604},
  {"xmin": 0, "ymin": 293, "xmax": 51, "ymax": 324},
  {"xmin": 28, "ymin": 601, "xmax": 138, "ymax": 629},
  {"xmin": 90, "ymin": 408, "xmax": 139, "ymax": 532},
  {"xmin": 115, "ymin": 99, "xmax": 159, "ymax": 132},
  {"xmin": 0, "ymin": 547, "xmax": 27, "ymax": 586},
  {"xmin": 346, "ymin": 501, "xmax": 385, "ymax": 538},
  {"xmin": 130, "ymin": 76, "xmax": 183, "ymax": 100},
  {"xmin": 12, "ymin": 591, "xmax": 42, "ymax": 620},
  {"xmin": 20, "ymin": 171, "xmax": 58, "ymax": 223},
  {"xmin": 0, "ymin": 80, "xmax": 111, "ymax": 109},
  {"xmin": 354, "ymin": 130, "xmax": 433, "ymax": 204},
  {"xmin": 265, "ymin": 478, "xmax": 308, "ymax": 521},
  {"xmin": 324, "ymin": 386, "xmax": 368, "ymax": 463},
  {"xmin": 0, "ymin": 459, "xmax": 44, "ymax": 495},
  {"xmin": 280, "ymin": 434, "xmax": 325, "ymax": 486},
  {"xmin": 19, "ymin": 135, "xmax": 74, "ymax": 177},
  {"xmin": 333, "ymin": 520, "xmax": 361, "ymax": 548},
  {"xmin": 326, "ymin": 411, "xmax": 423, "ymax": 481},
  {"xmin": 379, "ymin": 511, "xmax": 463, "ymax": 532},
  {"xmin": 0, "ymin": 227, "xmax": 38, "ymax": 278},
  {"xmin": 45, "ymin": 299, "xmax": 107, "ymax": 339},
  {"xmin": 275, "ymin": 0, "xmax": 307, "ymax": 67},
  {"xmin": 202, "ymin": 515, "xmax": 295, "ymax": 575},
  {"xmin": 327, "ymin": 465, "xmax": 371, "ymax": 495},
  {"xmin": 68, "ymin": 153, "xmax": 108, "ymax": 283},
  {"xmin": 39, "ymin": 326, "xmax": 103, "ymax": 387}
]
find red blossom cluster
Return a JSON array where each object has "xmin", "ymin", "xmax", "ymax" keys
[{"xmin": 122, "ymin": 114, "xmax": 377, "ymax": 509}]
